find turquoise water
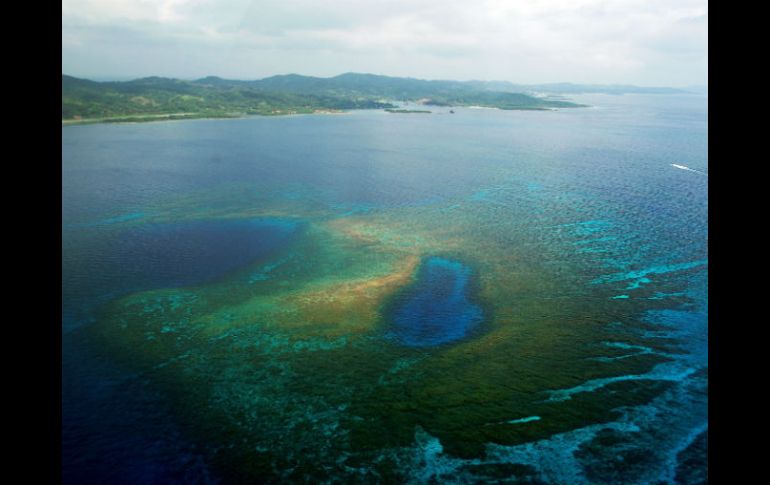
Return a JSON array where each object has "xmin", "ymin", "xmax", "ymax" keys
[{"xmin": 63, "ymin": 94, "xmax": 707, "ymax": 484}]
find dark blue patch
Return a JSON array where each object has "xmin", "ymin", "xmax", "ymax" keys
[
  {"xmin": 108, "ymin": 218, "xmax": 297, "ymax": 290},
  {"xmin": 389, "ymin": 257, "xmax": 484, "ymax": 346},
  {"xmin": 62, "ymin": 218, "xmax": 298, "ymax": 331},
  {"xmin": 62, "ymin": 217, "xmax": 298, "ymax": 484}
]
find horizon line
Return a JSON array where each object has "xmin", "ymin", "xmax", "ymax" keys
[{"xmin": 62, "ymin": 72, "xmax": 705, "ymax": 91}]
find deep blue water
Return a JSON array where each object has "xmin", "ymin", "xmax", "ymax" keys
[
  {"xmin": 62, "ymin": 218, "xmax": 297, "ymax": 332},
  {"xmin": 107, "ymin": 218, "xmax": 297, "ymax": 288},
  {"xmin": 389, "ymin": 257, "xmax": 483, "ymax": 346},
  {"xmin": 62, "ymin": 218, "xmax": 297, "ymax": 484},
  {"xmin": 63, "ymin": 93, "xmax": 707, "ymax": 483}
]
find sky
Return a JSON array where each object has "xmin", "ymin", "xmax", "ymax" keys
[{"xmin": 62, "ymin": 0, "xmax": 708, "ymax": 87}]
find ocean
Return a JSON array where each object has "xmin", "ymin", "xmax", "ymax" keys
[{"xmin": 62, "ymin": 93, "xmax": 707, "ymax": 484}]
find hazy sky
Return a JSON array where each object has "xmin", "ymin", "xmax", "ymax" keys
[{"xmin": 62, "ymin": 0, "xmax": 707, "ymax": 87}]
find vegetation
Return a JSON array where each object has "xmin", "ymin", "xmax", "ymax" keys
[{"xmin": 62, "ymin": 72, "xmax": 587, "ymax": 123}]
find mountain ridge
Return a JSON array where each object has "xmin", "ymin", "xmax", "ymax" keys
[{"xmin": 66, "ymin": 72, "xmax": 678, "ymax": 123}]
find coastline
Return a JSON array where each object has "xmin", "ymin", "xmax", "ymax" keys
[
  {"xmin": 62, "ymin": 112, "xmax": 241, "ymax": 126},
  {"xmin": 62, "ymin": 103, "xmax": 586, "ymax": 126},
  {"xmin": 61, "ymin": 109, "xmax": 353, "ymax": 126}
]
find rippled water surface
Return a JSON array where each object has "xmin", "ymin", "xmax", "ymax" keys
[{"xmin": 63, "ymin": 94, "xmax": 707, "ymax": 484}]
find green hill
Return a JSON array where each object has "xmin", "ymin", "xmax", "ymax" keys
[{"xmin": 62, "ymin": 73, "xmax": 587, "ymax": 123}]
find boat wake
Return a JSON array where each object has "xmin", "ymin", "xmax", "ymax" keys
[{"xmin": 671, "ymin": 164, "xmax": 707, "ymax": 176}]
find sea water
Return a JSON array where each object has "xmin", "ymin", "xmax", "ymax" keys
[{"xmin": 63, "ymin": 93, "xmax": 707, "ymax": 484}]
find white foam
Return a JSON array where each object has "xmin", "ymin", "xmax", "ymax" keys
[{"xmin": 671, "ymin": 164, "xmax": 707, "ymax": 176}]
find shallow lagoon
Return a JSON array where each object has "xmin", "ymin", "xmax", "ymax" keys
[{"xmin": 63, "ymin": 94, "xmax": 707, "ymax": 483}]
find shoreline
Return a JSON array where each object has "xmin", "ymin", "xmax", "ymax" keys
[
  {"xmin": 61, "ymin": 109, "xmax": 355, "ymax": 126},
  {"xmin": 63, "ymin": 112, "xmax": 251, "ymax": 126},
  {"xmin": 62, "ymin": 104, "xmax": 587, "ymax": 126}
]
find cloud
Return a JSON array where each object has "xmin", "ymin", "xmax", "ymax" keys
[{"xmin": 62, "ymin": 0, "xmax": 707, "ymax": 86}]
